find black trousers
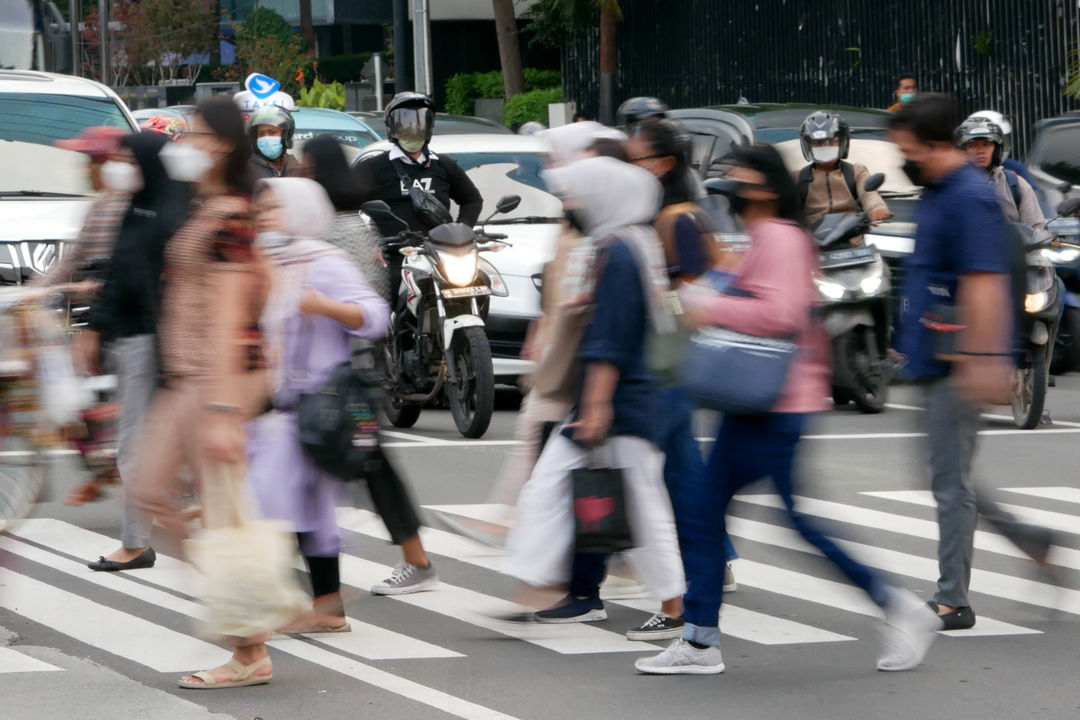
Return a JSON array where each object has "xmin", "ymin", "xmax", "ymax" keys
[{"xmin": 364, "ymin": 448, "xmax": 422, "ymax": 545}]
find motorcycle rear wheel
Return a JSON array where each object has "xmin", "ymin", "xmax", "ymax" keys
[
  {"xmin": 383, "ymin": 396, "xmax": 422, "ymax": 428},
  {"xmin": 446, "ymin": 326, "xmax": 494, "ymax": 438},
  {"xmin": 1012, "ymin": 346, "xmax": 1047, "ymax": 430}
]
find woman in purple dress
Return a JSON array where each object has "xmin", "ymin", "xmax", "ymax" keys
[{"xmin": 248, "ymin": 177, "xmax": 390, "ymax": 634}]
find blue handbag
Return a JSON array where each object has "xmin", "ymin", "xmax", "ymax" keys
[{"xmin": 680, "ymin": 326, "xmax": 798, "ymax": 415}]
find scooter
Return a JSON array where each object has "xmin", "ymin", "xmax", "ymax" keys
[
  {"xmin": 810, "ymin": 174, "xmax": 892, "ymax": 413},
  {"xmin": 1045, "ymin": 188, "xmax": 1080, "ymax": 375},
  {"xmin": 1010, "ymin": 223, "xmax": 1064, "ymax": 429},
  {"xmin": 362, "ymin": 193, "xmax": 519, "ymax": 439}
]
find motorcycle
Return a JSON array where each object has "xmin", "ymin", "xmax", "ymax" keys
[
  {"xmin": 1010, "ymin": 223, "xmax": 1064, "ymax": 429},
  {"xmin": 1045, "ymin": 188, "xmax": 1080, "ymax": 375},
  {"xmin": 362, "ymin": 193, "xmax": 520, "ymax": 439},
  {"xmin": 810, "ymin": 173, "xmax": 892, "ymax": 413}
]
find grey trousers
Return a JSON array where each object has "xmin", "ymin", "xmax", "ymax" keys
[
  {"xmin": 923, "ymin": 378, "xmax": 1053, "ymax": 608},
  {"xmin": 114, "ymin": 334, "xmax": 157, "ymax": 549}
]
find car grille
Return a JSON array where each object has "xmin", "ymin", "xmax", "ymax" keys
[{"xmin": 0, "ymin": 240, "xmax": 62, "ymax": 285}]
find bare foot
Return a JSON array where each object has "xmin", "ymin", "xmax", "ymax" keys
[{"xmin": 105, "ymin": 547, "xmax": 148, "ymax": 563}]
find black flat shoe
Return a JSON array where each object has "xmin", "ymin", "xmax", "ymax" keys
[
  {"xmin": 926, "ymin": 601, "xmax": 976, "ymax": 630},
  {"xmin": 88, "ymin": 547, "xmax": 156, "ymax": 572}
]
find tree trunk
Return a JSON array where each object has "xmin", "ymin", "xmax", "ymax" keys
[
  {"xmin": 492, "ymin": 0, "xmax": 524, "ymax": 97},
  {"xmin": 299, "ymin": 0, "xmax": 315, "ymax": 53},
  {"xmin": 599, "ymin": 4, "xmax": 617, "ymax": 125}
]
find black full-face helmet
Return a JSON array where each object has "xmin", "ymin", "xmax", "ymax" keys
[
  {"xmin": 799, "ymin": 110, "xmax": 851, "ymax": 163},
  {"xmin": 386, "ymin": 92, "xmax": 436, "ymax": 154},
  {"xmin": 616, "ymin": 96, "xmax": 669, "ymax": 129},
  {"xmin": 956, "ymin": 117, "xmax": 1005, "ymax": 167}
]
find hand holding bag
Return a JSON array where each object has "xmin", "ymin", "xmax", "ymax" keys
[
  {"xmin": 183, "ymin": 463, "xmax": 309, "ymax": 639},
  {"xmin": 571, "ymin": 443, "xmax": 634, "ymax": 554}
]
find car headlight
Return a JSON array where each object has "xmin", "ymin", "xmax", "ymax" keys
[
  {"xmin": 441, "ymin": 251, "xmax": 478, "ymax": 287},
  {"xmin": 813, "ymin": 276, "xmax": 846, "ymax": 301},
  {"xmin": 1041, "ymin": 247, "xmax": 1080, "ymax": 264},
  {"xmin": 1025, "ymin": 291, "xmax": 1050, "ymax": 313}
]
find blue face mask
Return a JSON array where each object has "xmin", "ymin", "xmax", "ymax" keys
[
  {"xmin": 257, "ymin": 136, "xmax": 284, "ymax": 160},
  {"xmin": 900, "ymin": 92, "xmax": 916, "ymax": 104}
]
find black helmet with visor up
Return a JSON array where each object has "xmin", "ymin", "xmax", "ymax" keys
[
  {"xmin": 616, "ymin": 96, "xmax": 669, "ymax": 130},
  {"xmin": 386, "ymin": 92, "xmax": 435, "ymax": 154},
  {"xmin": 798, "ymin": 111, "xmax": 850, "ymax": 163}
]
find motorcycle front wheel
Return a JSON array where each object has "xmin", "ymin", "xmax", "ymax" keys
[
  {"xmin": 1012, "ymin": 346, "xmax": 1047, "ymax": 430},
  {"xmin": 446, "ymin": 326, "xmax": 494, "ymax": 438},
  {"xmin": 844, "ymin": 327, "xmax": 887, "ymax": 414}
]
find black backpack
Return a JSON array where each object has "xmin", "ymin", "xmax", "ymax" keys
[{"xmin": 796, "ymin": 161, "xmax": 861, "ymax": 212}]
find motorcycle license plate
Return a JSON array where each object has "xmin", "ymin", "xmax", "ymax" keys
[
  {"xmin": 441, "ymin": 286, "xmax": 491, "ymax": 299},
  {"xmin": 819, "ymin": 245, "xmax": 875, "ymax": 269}
]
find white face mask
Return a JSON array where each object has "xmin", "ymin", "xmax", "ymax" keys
[
  {"xmin": 812, "ymin": 145, "xmax": 841, "ymax": 164},
  {"xmin": 159, "ymin": 142, "xmax": 214, "ymax": 183},
  {"xmin": 254, "ymin": 230, "xmax": 292, "ymax": 256},
  {"xmin": 101, "ymin": 161, "xmax": 143, "ymax": 193}
]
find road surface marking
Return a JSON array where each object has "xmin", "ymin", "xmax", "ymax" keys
[
  {"xmin": 864, "ymin": 490, "xmax": 1080, "ymax": 537},
  {"xmin": 1002, "ymin": 486, "xmax": 1080, "ymax": 506},
  {"xmin": 0, "ymin": 646, "xmax": 62, "ymax": 674}
]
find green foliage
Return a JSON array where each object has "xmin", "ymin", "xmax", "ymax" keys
[
  {"xmin": 444, "ymin": 69, "xmax": 562, "ymax": 115},
  {"xmin": 1066, "ymin": 49, "xmax": 1080, "ymax": 100},
  {"xmin": 525, "ymin": 0, "xmax": 621, "ymax": 48},
  {"xmin": 235, "ymin": 7, "xmax": 295, "ymax": 48},
  {"xmin": 218, "ymin": 7, "xmax": 312, "ymax": 96},
  {"xmin": 297, "ymin": 79, "xmax": 346, "ymax": 111},
  {"xmin": 504, "ymin": 87, "xmax": 563, "ymax": 128},
  {"xmin": 974, "ymin": 29, "xmax": 993, "ymax": 56}
]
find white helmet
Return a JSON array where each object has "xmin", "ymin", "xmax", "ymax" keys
[{"xmin": 968, "ymin": 110, "xmax": 1013, "ymax": 158}]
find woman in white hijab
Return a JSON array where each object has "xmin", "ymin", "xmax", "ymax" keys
[{"xmin": 252, "ymin": 177, "xmax": 390, "ymax": 633}]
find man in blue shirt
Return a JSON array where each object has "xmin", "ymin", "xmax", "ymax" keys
[{"xmin": 889, "ymin": 94, "xmax": 1056, "ymax": 631}]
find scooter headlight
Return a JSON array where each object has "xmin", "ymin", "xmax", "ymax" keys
[
  {"xmin": 441, "ymin": 251, "xmax": 478, "ymax": 287},
  {"xmin": 1041, "ymin": 247, "xmax": 1080, "ymax": 264},
  {"xmin": 858, "ymin": 258, "xmax": 887, "ymax": 296},
  {"xmin": 1025, "ymin": 291, "xmax": 1050, "ymax": 313},
  {"xmin": 813, "ymin": 275, "xmax": 846, "ymax": 301}
]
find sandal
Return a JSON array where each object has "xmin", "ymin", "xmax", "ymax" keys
[
  {"xmin": 64, "ymin": 481, "xmax": 104, "ymax": 506},
  {"xmin": 177, "ymin": 656, "xmax": 273, "ymax": 690},
  {"xmin": 282, "ymin": 621, "xmax": 351, "ymax": 635}
]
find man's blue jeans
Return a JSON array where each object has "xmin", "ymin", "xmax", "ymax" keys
[
  {"xmin": 681, "ymin": 412, "xmax": 888, "ymax": 648},
  {"xmin": 569, "ymin": 386, "xmax": 735, "ymax": 598}
]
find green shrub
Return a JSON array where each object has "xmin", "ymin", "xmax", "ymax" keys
[
  {"xmin": 503, "ymin": 87, "xmax": 563, "ymax": 128},
  {"xmin": 297, "ymin": 78, "xmax": 346, "ymax": 111},
  {"xmin": 444, "ymin": 68, "xmax": 561, "ymax": 115}
]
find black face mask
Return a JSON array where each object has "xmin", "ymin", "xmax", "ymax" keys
[
  {"xmin": 565, "ymin": 208, "xmax": 588, "ymax": 234},
  {"xmin": 902, "ymin": 159, "xmax": 926, "ymax": 187},
  {"xmin": 728, "ymin": 194, "xmax": 752, "ymax": 217}
]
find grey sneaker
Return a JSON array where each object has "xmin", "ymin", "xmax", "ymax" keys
[
  {"xmin": 877, "ymin": 588, "xmax": 940, "ymax": 672},
  {"xmin": 626, "ymin": 612, "xmax": 685, "ymax": 641},
  {"xmin": 371, "ymin": 562, "xmax": 439, "ymax": 596},
  {"xmin": 723, "ymin": 562, "xmax": 737, "ymax": 593},
  {"xmin": 634, "ymin": 638, "xmax": 725, "ymax": 675}
]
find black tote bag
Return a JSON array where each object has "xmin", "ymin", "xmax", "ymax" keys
[{"xmin": 571, "ymin": 448, "xmax": 634, "ymax": 554}]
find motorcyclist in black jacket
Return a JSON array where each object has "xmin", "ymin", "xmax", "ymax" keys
[{"xmin": 353, "ymin": 92, "xmax": 483, "ymax": 304}]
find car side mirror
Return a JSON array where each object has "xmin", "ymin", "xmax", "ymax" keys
[
  {"xmin": 496, "ymin": 195, "xmax": 522, "ymax": 214},
  {"xmin": 1058, "ymin": 197, "xmax": 1080, "ymax": 217},
  {"xmin": 864, "ymin": 173, "xmax": 886, "ymax": 193}
]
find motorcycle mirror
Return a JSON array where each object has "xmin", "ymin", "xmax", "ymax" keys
[
  {"xmin": 703, "ymin": 179, "xmax": 739, "ymax": 197},
  {"xmin": 362, "ymin": 200, "xmax": 409, "ymax": 233},
  {"xmin": 1058, "ymin": 197, "xmax": 1080, "ymax": 217},
  {"xmin": 495, "ymin": 195, "xmax": 522, "ymax": 215},
  {"xmin": 864, "ymin": 173, "xmax": 886, "ymax": 193},
  {"xmin": 1058, "ymin": 181, "xmax": 1073, "ymax": 194}
]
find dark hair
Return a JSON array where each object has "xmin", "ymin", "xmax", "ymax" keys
[
  {"xmin": 305, "ymin": 134, "xmax": 362, "ymax": 211},
  {"xmin": 896, "ymin": 73, "xmax": 917, "ymax": 88},
  {"xmin": 196, "ymin": 96, "xmax": 252, "ymax": 194},
  {"xmin": 635, "ymin": 117, "xmax": 692, "ymax": 205},
  {"xmin": 573, "ymin": 112, "xmax": 590, "ymax": 122},
  {"xmin": 587, "ymin": 137, "xmax": 629, "ymax": 162},
  {"xmin": 725, "ymin": 144, "xmax": 805, "ymax": 225},
  {"xmin": 888, "ymin": 92, "xmax": 961, "ymax": 145}
]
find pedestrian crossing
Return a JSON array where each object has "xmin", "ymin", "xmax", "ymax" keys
[{"xmin": 0, "ymin": 486, "xmax": 1077, "ymax": 708}]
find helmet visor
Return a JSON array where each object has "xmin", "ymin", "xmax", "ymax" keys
[{"xmin": 391, "ymin": 107, "xmax": 431, "ymax": 152}]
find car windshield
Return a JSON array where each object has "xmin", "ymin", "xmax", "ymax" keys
[
  {"xmin": 445, "ymin": 151, "xmax": 562, "ymax": 221},
  {"xmin": 435, "ymin": 118, "xmax": 511, "ymax": 135},
  {"xmin": 1032, "ymin": 124, "xmax": 1080, "ymax": 186},
  {"xmin": 0, "ymin": 92, "xmax": 130, "ymax": 195},
  {"xmin": 743, "ymin": 109, "xmax": 890, "ymax": 144}
]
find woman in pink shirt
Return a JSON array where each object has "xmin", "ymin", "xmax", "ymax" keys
[{"xmin": 636, "ymin": 145, "xmax": 938, "ymax": 676}]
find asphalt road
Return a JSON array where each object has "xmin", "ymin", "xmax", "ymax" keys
[{"xmin": 3, "ymin": 380, "xmax": 1080, "ymax": 720}]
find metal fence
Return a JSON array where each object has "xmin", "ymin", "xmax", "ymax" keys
[{"xmin": 562, "ymin": 0, "xmax": 1080, "ymax": 159}]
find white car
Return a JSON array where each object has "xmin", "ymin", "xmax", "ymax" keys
[
  {"xmin": 353, "ymin": 134, "xmax": 562, "ymax": 381},
  {"xmin": 0, "ymin": 70, "xmax": 139, "ymax": 283}
]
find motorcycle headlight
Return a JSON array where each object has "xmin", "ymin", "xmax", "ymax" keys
[
  {"xmin": 441, "ymin": 251, "xmax": 478, "ymax": 287},
  {"xmin": 859, "ymin": 272, "xmax": 884, "ymax": 296},
  {"xmin": 813, "ymin": 275, "xmax": 846, "ymax": 301},
  {"xmin": 1025, "ymin": 291, "xmax": 1050, "ymax": 313}
]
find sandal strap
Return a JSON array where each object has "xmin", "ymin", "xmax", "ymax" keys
[{"xmin": 189, "ymin": 670, "xmax": 219, "ymax": 686}]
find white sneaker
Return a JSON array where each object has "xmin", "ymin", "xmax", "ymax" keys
[
  {"xmin": 634, "ymin": 638, "xmax": 725, "ymax": 675},
  {"xmin": 371, "ymin": 562, "xmax": 440, "ymax": 595},
  {"xmin": 723, "ymin": 562, "xmax": 737, "ymax": 593},
  {"xmin": 877, "ymin": 588, "xmax": 940, "ymax": 672}
]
